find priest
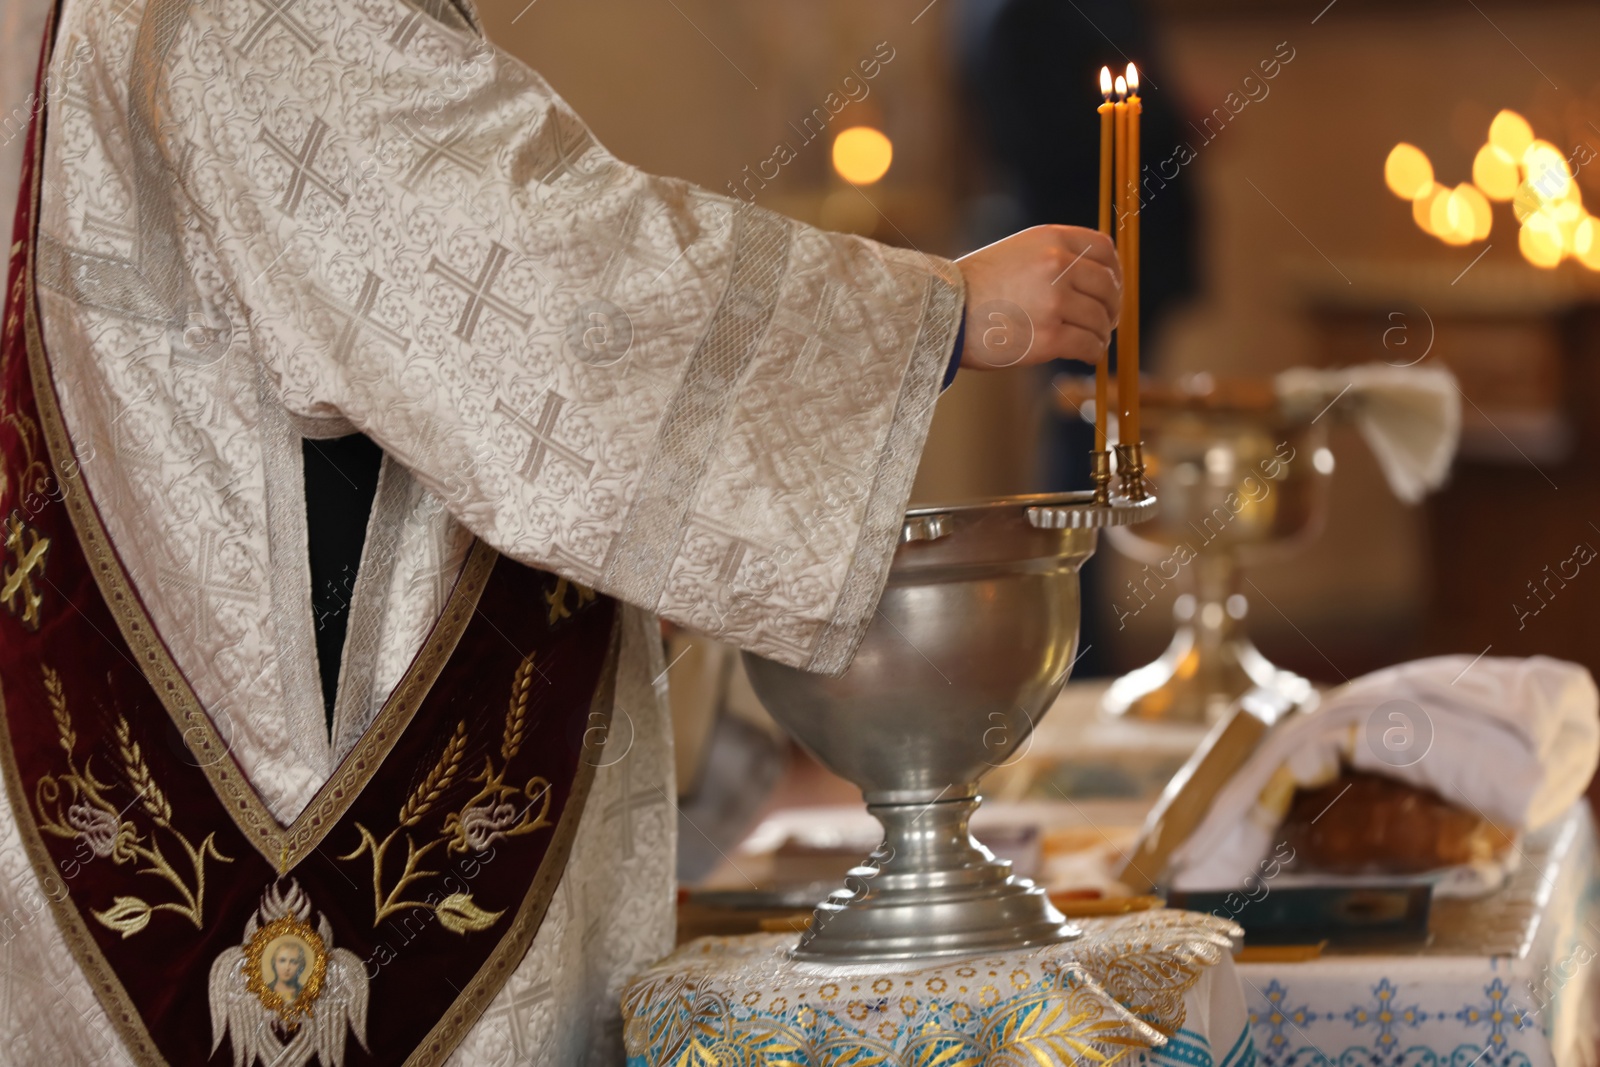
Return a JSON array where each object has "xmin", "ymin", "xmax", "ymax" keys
[{"xmin": 0, "ymin": 0, "xmax": 1120, "ymax": 1061}]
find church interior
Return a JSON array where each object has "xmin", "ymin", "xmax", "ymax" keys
[
  {"xmin": 486, "ymin": 0, "xmax": 1600, "ymax": 1056},
  {"xmin": 6, "ymin": 0, "xmax": 1600, "ymax": 1059}
]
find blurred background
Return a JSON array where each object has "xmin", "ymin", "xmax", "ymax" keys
[{"xmin": 480, "ymin": 0, "xmax": 1600, "ymax": 883}]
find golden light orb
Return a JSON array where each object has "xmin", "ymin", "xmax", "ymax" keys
[
  {"xmin": 1489, "ymin": 109, "xmax": 1535, "ymax": 159},
  {"xmin": 1512, "ymin": 181, "xmax": 1542, "ymax": 222},
  {"xmin": 832, "ymin": 126, "xmax": 894, "ymax": 186},
  {"xmin": 1522, "ymin": 139, "xmax": 1572, "ymax": 202},
  {"xmin": 1433, "ymin": 188, "xmax": 1473, "ymax": 245},
  {"xmin": 1385, "ymin": 143, "xmax": 1435, "ymax": 200},
  {"xmin": 1575, "ymin": 217, "xmax": 1600, "ymax": 270},
  {"xmin": 1550, "ymin": 199, "xmax": 1585, "ymax": 250},
  {"xmin": 1451, "ymin": 183, "xmax": 1493, "ymax": 242},
  {"xmin": 1412, "ymin": 182, "xmax": 1446, "ymax": 235},
  {"xmin": 1472, "ymin": 143, "xmax": 1519, "ymax": 202},
  {"xmin": 1519, "ymin": 211, "xmax": 1564, "ymax": 268}
]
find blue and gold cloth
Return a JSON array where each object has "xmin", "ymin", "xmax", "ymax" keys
[{"xmin": 622, "ymin": 910, "xmax": 1256, "ymax": 1067}]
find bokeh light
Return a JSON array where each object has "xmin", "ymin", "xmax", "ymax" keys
[
  {"xmin": 1575, "ymin": 217, "xmax": 1600, "ymax": 271},
  {"xmin": 1472, "ymin": 143, "xmax": 1519, "ymax": 202},
  {"xmin": 1522, "ymin": 140, "xmax": 1572, "ymax": 201},
  {"xmin": 1412, "ymin": 182, "xmax": 1446, "ymax": 235},
  {"xmin": 1489, "ymin": 109, "xmax": 1535, "ymax": 159},
  {"xmin": 1451, "ymin": 183, "xmax": 1492, "ymax": 242},
  {"xmin": 1385, "ymin": 143, "xmax": 1434, "ymax": 200},
  {"xmin": 1519, "ymin": 211, "xmax": 1564, "ymax": 268},
  {"xmin": 1512, "ymin": 181, "xmax": 1541, "ymax": 223},
  {"xmin": 1388, "ymin": 105, "xmax": 1592, "ymax": 267},
  {"xmin": 832, "ymin": 126, "xmax": 894, "ymax": 186},
  {"xmin": 1431, "ymin": 186, "xmax": 1472, "ymax": 245}
]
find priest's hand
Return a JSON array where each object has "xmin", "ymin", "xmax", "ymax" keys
[{"xmin": 955, "ymin": 226, "xmax": 1120, "ymax": 369}]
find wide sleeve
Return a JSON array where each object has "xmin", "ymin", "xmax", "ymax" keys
[{"xmin": 159, "ymin": 0, "xmax": 964, "ymax": 675}]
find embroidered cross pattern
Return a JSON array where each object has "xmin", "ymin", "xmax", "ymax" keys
[
  {"xmin": 687, "ymin": 511, "xmax": 776, "ymax": 586},
  {"xmin": 496, "ymin": 392, "xmax": 595, "ymax": 483},
  {"xmin": 239, "ymin": 0, "xmax": 321, "ymax": 54},
  {"xmin": 428, "ymin": 243, "xmax": 533, "ymax": 341},
  {"xmin": 486, "ymin": 978, "xmax": 552, "ymax": 1061},
  {"xmin": 315, "ymin": 270, "xmax": 409, "ymax": 363},
  {"xmin": 388, "ymin": 10, "xmax": 427, "ymax": 50},
  {"xmin": 778, "ymin": 280, "xmax": 858, "ymax": 383},
  {"xmin": 1, "ymin": 510, "xmax": 48, "ymax": 630},
  {"xmin": 156, "ymin": 529, "xmax": 254, "ymax": 634},
  {"xmin": 395, "ymin": 118, "xmax": 487, "ymax": 192},
  {"xmin": 521, "ymin": 114, "xmax": 603, "ymax": 188},
  {"xmin": 604, "ymin": 758, "xmax": 657, "ymax": 861},
  {"xmin": 259, "ymin": 118, "xmax": 348, "ymax": 217}
]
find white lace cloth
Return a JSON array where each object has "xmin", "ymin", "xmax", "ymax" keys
[{"xmin": 0, "ymin": 0, "xmax": 964, "ymax": 1058}]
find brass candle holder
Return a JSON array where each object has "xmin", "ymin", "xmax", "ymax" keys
[
  {"xmin": 1090, "ymin": 449, "xmax": 1114, "ymax": 507},
  {"xmin": 1114, "ymin": 441, "xmax": 1149, "ymax": 501}
]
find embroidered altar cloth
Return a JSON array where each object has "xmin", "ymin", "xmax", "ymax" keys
[
  {"xmin": 1238, "ymin": 802, "xmax": 1600, "ymax": 1067},
  {"xmin": 621, "ymin": 910, "xmax": 1257, "ymax": 1067}
]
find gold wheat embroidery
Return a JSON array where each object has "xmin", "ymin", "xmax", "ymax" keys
[
  {"xmin": 32, "ymin": 665, "xmax": 232, "ymax": 937},
  {"xmin": 342, "ymin": 654, "xmax": 557, "ymax": 934},
  {"xmin": 440, "ymin": 654, "xmax": 554, "ymax": 857},
  {"xmin": 340, "ymin": 719, "xmax": 472, "ymax": 927}
]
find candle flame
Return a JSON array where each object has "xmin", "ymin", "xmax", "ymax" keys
[
  {"xmin": 1126, "ymin": 63, "xmax": 1140, "ymax": 94},
  {"xmin": 1114, "ymin": 74, "xmax": 1128, "ymax": 98},
  {"xmin": 1099, "ymin": 66, "xmax": 1113, "ymax": 98}
]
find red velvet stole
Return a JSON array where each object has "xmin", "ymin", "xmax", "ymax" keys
[{"xmin": 0, "ymin": 26, "xmax": 617, "ymax": 1066}]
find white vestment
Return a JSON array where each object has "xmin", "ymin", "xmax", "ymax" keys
[{"xmin": 0, "ymin": 0, "xmax": 963, "ymax": 1058}]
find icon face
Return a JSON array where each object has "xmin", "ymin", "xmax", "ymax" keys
[{"xmin": 242, "ymin": 915, "xmax": 329, "ymax": 1025}]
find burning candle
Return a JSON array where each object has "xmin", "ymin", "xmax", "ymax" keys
[
  {"xmin": 1113, "ymin": 75, "xmax": 1131, "ymax": 446},
  {"xmin": 1122, "ymin": 62, "xmax": 1142, "ymax": 446},
  {"xmin": 1096, "ymin": 66, "xmax": 1113, "ymax": 453}
]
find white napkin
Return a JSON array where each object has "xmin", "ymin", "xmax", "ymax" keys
[
  {"xmin": 1168, "ymin": 655, "xmax": 1599, "ymax": 891},
  {"xmin": 1276, "ymin": 364, "xmax": 1461, "ymax": 504}
]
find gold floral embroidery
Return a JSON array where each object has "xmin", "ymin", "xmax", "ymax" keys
[
  {"xmin": 1, "ymin": 509, "xmax": 49, "ymax": 630},
  {"xmin": 1069, "ymin": 911, "xmax": 1233, "ymax": 1035},
  {"xmin": 341, "ymin": 654, "xmax": 555, "ymax": 933},
  {"xmin": 0, "ymin": 403, "xmax": 51, "ymax": 526},
  {"xmin": 978, "ymin": 993, "xmax": 1143, "ymax": 1067},
  {"xmin": 32, "ymin": 664, "xmax": 232, "ymax": 936},
  {"xmin": 619, "ymin": 972, "xmax": 808, "ymax": 1067}
]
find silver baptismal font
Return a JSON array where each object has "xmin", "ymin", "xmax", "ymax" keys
[{"xmin": 743, "ymin": 491, "xmax": 1156, "ymax": 961}]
